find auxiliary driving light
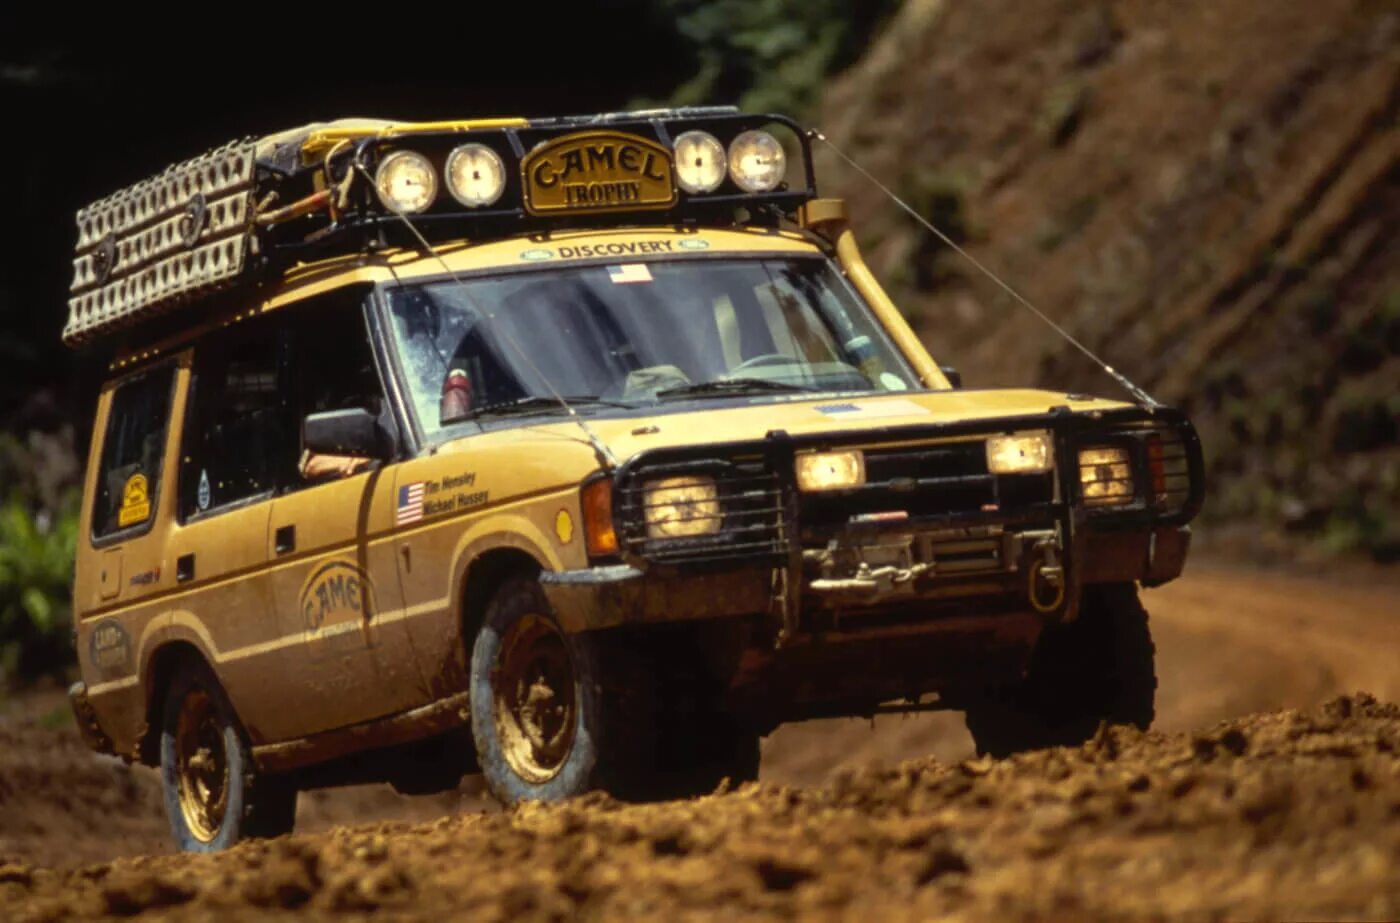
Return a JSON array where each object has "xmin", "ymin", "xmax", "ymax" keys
[
  {"xmin": 445, "ymin": 143, "xmax": 506, "ymax": 207},
  {"xmin": 796, "ymin": 450, "xmax": 866, "ymax": 492},
  {"xmin": 673, "ymin": 131, "xmax": 727, "ymax": 194},
  {"xmin": 986, "ymin": 432, "xmax": 1053, "ymax": 475},
  {"xmin": 1079, "ymin": 446, "xmax": 1135, "ymax": 506},
  {"xmin": 727, "ymin": 130, "xmax": 786, "ymax": 193},
  {"xmin": 644, "ymin": 476, "xmax": 721, "ymax": 539},
  {"xmin": 375, "ymin": 150, "xmax": 438, "ymax": 214}
]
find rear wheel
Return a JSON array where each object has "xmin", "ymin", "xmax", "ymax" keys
[
  {"xmin": 159, "ymin": 660, "xmax": 297, "ymax": 851},
  {"xmin": 963, "ymin": 582, "xmax": 1156, "ymax": 758}
]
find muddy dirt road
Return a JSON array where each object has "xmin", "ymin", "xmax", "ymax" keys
[{"xmin": 2, "ymin": 564, "xmax": 1397, "ymax": 919}]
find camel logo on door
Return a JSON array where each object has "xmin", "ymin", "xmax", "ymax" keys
[{"xmin": 298, "ymin": 560, "xmax": 379, "ymax": 657}]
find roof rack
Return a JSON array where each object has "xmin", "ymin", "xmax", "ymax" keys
[{"xmin": 66, "ymin": 111, "xmax": 815, "ymax": 348}]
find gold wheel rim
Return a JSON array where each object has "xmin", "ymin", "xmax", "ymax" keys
[
  {"xmin": 491, "ymin": 613, "xmax": 578, "ymax": 784},
  {"xmin": 175, "ymin": 689, "xmax": 229, "ymax": 843}
]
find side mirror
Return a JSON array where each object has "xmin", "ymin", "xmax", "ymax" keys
[
  {"xmin": 303, "ymin": 408, "xmax": 390, "ymax": 459},
  {"xmin": 940, "ymin": 365, "xmax": 963, "ymax": 389}
]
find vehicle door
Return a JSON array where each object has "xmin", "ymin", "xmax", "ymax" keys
[
  {"xmin": 76, "ymin": 359, "xmax": 182, "ymax": 740},
  {"xmin": 263, "ymin": 290, "xmax": 427, "ymax": 738},
  {"xmin": 165, "ymin": 326, "xmax": 287, "ymax": 738}
]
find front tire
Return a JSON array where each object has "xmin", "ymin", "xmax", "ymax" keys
[
  {"xmin": 469, "ymin": 577, "xmax": 756, "ymax": 804},
  {"xmin": 159, "ymin": 660, "xmax": 297, "ymax": 851},
  {"xmin": 469, "ymin": 577, "xmax": 623, "ymax": 803},
  {"xmin": 963, "ymin": 582, "xmax": 1157, "ymax": 758}
]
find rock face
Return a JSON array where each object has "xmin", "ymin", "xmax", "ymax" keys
[
  {"xmin": 1, "ymin": 695, "xmax": 1398, "ymax": 921},
  {"xmin": 817, "ymin": 0, "xmax": 1400, "ymax": 562}
]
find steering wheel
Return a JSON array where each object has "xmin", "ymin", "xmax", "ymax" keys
[{"xmin": 728, "ymin": 353, "xmax": 794, "ymax": 375}]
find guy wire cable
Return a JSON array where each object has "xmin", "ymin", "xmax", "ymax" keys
[
  {"xmin": 811, "ymin": 130, "xmax": 1160, "ymax": 410},
  {"xmin": 351, "ymin": 159, "xmax": 620, "ymax": 470}
]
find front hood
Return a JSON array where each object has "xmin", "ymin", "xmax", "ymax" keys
[{"xmin": 439, "ymin": 388, "xmax": 1139, "ymax": 465}]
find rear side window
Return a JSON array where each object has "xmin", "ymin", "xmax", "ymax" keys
[
  {"xmin": 93, "ymin": 364, "xmax": 176, "ymax": 540},
  {"xmin": 180, "ymin": 331, "xmax": 290, "ymax": 519}
]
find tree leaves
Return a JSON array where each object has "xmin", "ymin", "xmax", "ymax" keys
[{"xmin": 0, "ymin": 491, "xmax": 77, "ymax": 684}]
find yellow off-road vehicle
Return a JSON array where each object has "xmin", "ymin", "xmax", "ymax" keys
[{"xmin": 65, "ymin": 109, "xmax": 1203, "ymax": 851}]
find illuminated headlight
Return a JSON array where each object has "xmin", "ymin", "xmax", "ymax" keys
[
  {"xmin": 986, "ymin": 432, "xmax": 1053, "ymax": 474},
  {"xmin": 673, "ymin": 131, "xmax": 727, "ymax": 194},
  {"xmin": 727, "ymin": 130, "xmax": 787, "ymax": 193},
  {"xmin": 1079, "ymin": 446, "xmax": 1135, "ymax": 506},
  {"xmin": 445, "ymin": 143, "xmax": 506, "ymax": 207},
  {"xmin": 796, "ymin": 450, "xmax": 866, "ymax": 492},
  {"xmin": 644, "ymin": 476, "xmax": 721, "ymax": 539},
  {"xmin": 375, "ymin": 150, "xmax": 438, "ymax": 214}
]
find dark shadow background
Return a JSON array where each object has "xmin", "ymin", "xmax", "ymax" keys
[{"xmin": 0, "ymin": 7, "xmax": 700, "ymax": 440}]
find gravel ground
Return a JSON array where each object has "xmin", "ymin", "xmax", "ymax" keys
[{"xmin": 2, "ymin": 693, "xmax": 1396, "ymax": 921}]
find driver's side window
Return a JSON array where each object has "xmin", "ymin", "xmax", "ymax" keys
[{"xmin": 284, "ymin": 290, "xmax": 392, "ymax": 488}]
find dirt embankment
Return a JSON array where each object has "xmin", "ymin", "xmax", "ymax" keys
[
  {"xmin": 1, "ymin": 694, "xmax": 1397, "ymax": 922},
  {"xmin": 819, "ymin": 0, "xmax": 1400, "ymax": 561}
]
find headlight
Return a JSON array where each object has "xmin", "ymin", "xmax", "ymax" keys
[
  {"xmin": 673, "ymin": 131, "xmax": 727, "ymax": 194},
  {"xmin": 1079, "ymin": 446, "xmax": 1134, "ymax": 506},
  {"xmin": 986, "ymin": 432, "xmax": 1052, "ymax": 474},
  {"xmin": 796, "ymin": 450, "xmax": 866, "ymax": 492},
  {"xmin": 644, "ymin": 476, "xmax": 721, "ymax": 539},
  {"xmin": 445, "ymin": 143, "xmax": 506, "ymax": 207},
  {"xmin": 375, "ymin": 150, "xmax": 438, "ymax": 214},
  {"xmin": 727, "ymin": 130, "xmax": 787, "ymax": 193}
]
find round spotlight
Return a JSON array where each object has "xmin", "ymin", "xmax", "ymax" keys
[
  {"xmin": 374, "ymin": 150, "xmax": 438, "ymax": 214},
  {"xmin": 445, "ymin": 143, "xmax": 506, "ymax": 208},
  {"xmin": 673, "ymin": 131, "xmax": 727, "ymax": 194},
  {"xmin": 727, "ymin": 130, "xmax": 787, "ymax": 193}
]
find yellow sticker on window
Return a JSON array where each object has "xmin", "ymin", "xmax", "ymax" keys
[{"xmin": 117, "ymin": 473, "xmax": 151, "ymax": 527}]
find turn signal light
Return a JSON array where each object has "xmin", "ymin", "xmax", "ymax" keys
[{"xmin": 581, "ymin": 478, "xmax": 618, "ymax": 557}]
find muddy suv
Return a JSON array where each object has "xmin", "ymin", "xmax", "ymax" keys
[{"xmin": 65, "ymin": 109, "xmax": 1203, "ymax": 851}]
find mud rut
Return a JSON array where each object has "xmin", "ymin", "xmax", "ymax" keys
[{"xmin": 2, "ymin": 565, "xmax": 1397, "ymax": 920}]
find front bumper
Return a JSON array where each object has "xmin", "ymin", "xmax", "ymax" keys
[
  {"xmin": 541, "ymin": 564, "xmax": 774, "ymax": 634},
  {"xmin": 545, "ymin": 405, "xmax": 1202, "ymax": 637}
]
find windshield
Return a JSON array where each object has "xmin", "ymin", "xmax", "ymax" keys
[{"xmin": 383, "ymin": 256, "xmax": 919, "ymax": 440}]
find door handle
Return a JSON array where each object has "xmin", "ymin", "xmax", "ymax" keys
[
  {"xmin": 274, "ymin": 525, "xmax": 296, "ymax": 555},
  {"xmin": 176, "ymin": 554, "xmax": 196, "ymax": 583}
]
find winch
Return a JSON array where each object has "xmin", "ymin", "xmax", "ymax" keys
[{"xmin": 805, "ymin": 523, "xmax": 1065, "ymax": 606}]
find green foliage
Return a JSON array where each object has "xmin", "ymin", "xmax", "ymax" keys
[
  {"xmin": 1321, "ymin": 489, "xmax": 1397, "ymax": 562},
  {"xmin": 636, "ymin": 0, "xmax": 900, "ymax": 116},
  {"xmin": 0, "ymin": 487, "xmax": 78, "ymax": 686}
]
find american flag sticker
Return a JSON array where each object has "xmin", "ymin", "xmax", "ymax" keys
[
  {"xmin": 396, "ymin": 482, "xmax": 425, "ymax": 526},
  {"xmin": 607, "ymin": 263, "xmax": 653, "ymax": 284}
]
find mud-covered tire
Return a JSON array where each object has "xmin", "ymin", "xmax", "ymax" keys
[
  {"xmin": 964, "ymin": 582, "xmax": 1156, "ymax": 758},
  {"xmin": 470, "ymin": 577, "xmax": 640, "ymax": 803},
  {"xmin": 159, "ymin": 660, "xmax": 297, "ymax": 852}
]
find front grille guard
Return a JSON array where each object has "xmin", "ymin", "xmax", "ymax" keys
[
  {"xmin": 614, "ymin": 456, "xmax": 792, "ymax": 566},
  {"xmin": 1069, "ymin": 419, "xmax": 1201, "ymax": 522},
  {"xmin": 609, "ymin": 405, "xmax": 1205, "ymax": 572}
]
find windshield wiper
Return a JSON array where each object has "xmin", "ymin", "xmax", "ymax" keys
[
  {"xmin": 447, "ymin": 395, "xmax": 634, "ymax": 424},
  {"xmin": 656, "ymin": 378, "xmax": 816, "ymax": 401}
]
